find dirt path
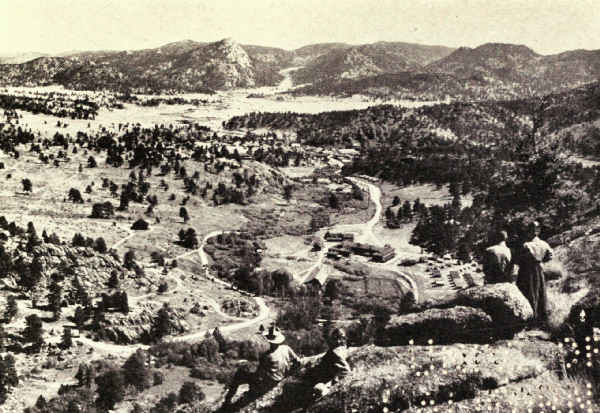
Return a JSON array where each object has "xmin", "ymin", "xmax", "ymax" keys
[
  {"xmin": 330, "ymin": 178, "xmax": 420, "ymax": 302},
  {"xmin": 172, "ymin": 297, "xmax": 270, "ymax": 343},
  {"xmin": 111, "ymin": 225, "xmax": 155, "ymax": 250},
  {"xmin": 75, "ymin": 228, "xmax": 270, "ymax": 356},
  {"xmin": 74, "ymin": 178, "xmax": 418, "ymax": 356}
]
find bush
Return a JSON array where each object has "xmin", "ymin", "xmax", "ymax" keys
[
  {"xmin": 178, "ymin": 381, "xmax": 205, "ymax": 404},
  {"xmin": 21, "ymin": 178, "xmax": 32, "ymax": 193},
  {"xmin": 95, "ymin": 368, "xmax": 125, "ymax": 410},
  {"xmin": 122, "ymin": 350, "xmax": 152, "ymax": 391},
  {"xmin": 90, "ymin": 202, "xmax": 114, "ymax": 219},
  {"xmin": 157, "ymin": 281, "xmax": 168, "ymax": 294},
  {"xmin": 94, "ymin": 237, "xmax": 107, "ymax": 253},
  {"xmin": 131, "ymin": 218, "xmax": 149, "ymax": 230},
  {"xmin": 153, "ymin": 371, "xmax": 165, "ymax": 386}
]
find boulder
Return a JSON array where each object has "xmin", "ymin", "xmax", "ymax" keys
[
  {"xmin": 568, "ymin": 288, "xmax": 600, "ymax": 328},
  {"xmin": 383, "ymin": 306, "xmax": 493, "ymax": 345},
  {"xmin": 456, "ymin": 283, "xmax": 533, "ymax": 327}
]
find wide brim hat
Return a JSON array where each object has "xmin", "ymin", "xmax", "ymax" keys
[{"xmin": 263, "ymin": 326, "xmax": 285, "ymax": 344}]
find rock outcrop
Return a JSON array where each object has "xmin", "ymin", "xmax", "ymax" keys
[
  {"xmin": 568, "ymin": 289, "xmax": 600, "ymax": 328},
  {"xmin": 218, "ymin": 338, "xmax": 559, "ymax": 413},
  {"xmin": 456, "ymin": 283, "xmax": 534, "ymax": 327},
  {"xmin": 101, "ymin": 304, "xmax": 190, "ymax": 344},
  {"xmin": 383, "ymin": 306, "xmax": 493, "ymax": 345},
  {"xmin": 9, "ymin": 243, "xmax": 125, "ymax": 292}
]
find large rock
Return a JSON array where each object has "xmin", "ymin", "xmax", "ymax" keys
[
  {"xmin": 101, "ymin": 304, "xmax": 190, "ymax": 344},
  {"xmin": 383, "ymin": 306, "xmax": 493, "ymax": 345},
  {"xmin": 208, "ymin": 337, "xmax": 559, "ymax": 413},
  {"xmin": 456, "ymin": 283, "xmax": 533, "ymax": 327},
  {"xmin": 568, "ymin": 288, "xmax": 600, "ymax": 329}
]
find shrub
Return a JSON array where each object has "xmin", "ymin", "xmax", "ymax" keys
[
  {"xmin": 90, "ymin": 202, "xmax": 114, "ymax": 219},
  {"xmin": 178, "ymin": 381, "xmax": 205, "ymax": 404},
  {"xmin": 21, "ymin": 178, "xmax": 32, "ymax": 193},
  {"xmin": 157, "ymin": 281, "xmax": 168, "ymax": 294},
  {"xmin": 153, "ymin": 371, "xmax": 165, "ymax": 386},
  {"xmin": 131, "ymin": 218, "xmax": 149, "ymax": 230},
  {"xmin": 94, "ymin": 237, "xmax": 107, "ymax": 253},
  {"xmin": 95, "ymin": 368, "xmax": 125, "ymax": 410}
]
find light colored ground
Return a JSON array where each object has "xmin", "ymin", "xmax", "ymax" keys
[
  {"xmin": 380, "ymin": 181, "xmax": 473, "ymax": 209},
  {"xmin": 0, "ymin": 82, "xmax": 444, "ymax": 410}
]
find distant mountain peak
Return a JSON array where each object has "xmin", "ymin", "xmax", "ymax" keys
[{"xmin": 475, "ymin": 42, "xmax": 538, "ymax": 56}]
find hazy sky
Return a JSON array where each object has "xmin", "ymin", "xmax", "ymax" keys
[{"xmin": 1, "ymin": 0, "xmax": 599, "ymax": 55}]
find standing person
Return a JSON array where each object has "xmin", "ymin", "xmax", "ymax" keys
[
  {"xmin": 482, "ymin": 230, "xmax": 514, "ymax": 284},
  {"xmin": 222, "ymin": 325, "xmax": 302, "ymax": 408},
  {"xmin": 516, "ymin": 221, "xmax": 553, "ymax": 323}
]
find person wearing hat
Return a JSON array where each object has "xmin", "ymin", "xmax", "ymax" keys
[
  {"xmin": 516, "ymin": 221, "xmax": 553, "ymax": 323},
  {"xmin": 222, "ymin": 324, "xmax": 301, "ymax": 407},
  {"xmin": 306, "ymin": 327, "xmax": 351, "ymax": 398}
]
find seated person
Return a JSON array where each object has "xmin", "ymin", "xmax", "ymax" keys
[
  {"xmin": 222, "ymin": 325, "xmax": 301, "ymax": 408},
  {"xmin": 306, "ymin": 327, "xmax": 351, "ymax": 398}
]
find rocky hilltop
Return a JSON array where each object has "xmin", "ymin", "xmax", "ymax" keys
[
  {"xmin": 293, "ymin": 42, "xmax": 600, "ymax": 100},
  {"xmin": 0, "ymin": 39, "xmax": 262, "ymax": 93},
  {"xmin": 291, "ymin": 41, "xmax": 455, "ymax": 85},
  {"xmin": 0, "ymin": 52, "xmax": 48, "ymax": 65},
  {"xmin": 2, "ymin": 39, "xmax": 600, "ymax": 99}
]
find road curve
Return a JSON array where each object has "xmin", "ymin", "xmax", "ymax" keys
[
  {"xmin": 76, "ymin": 230, "xmax": 272, "ymax": 356},
  {"xmin": 76, "ymin": 177, "xmax": 418, "ymax": 356}
]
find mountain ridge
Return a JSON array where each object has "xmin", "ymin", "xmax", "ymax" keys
[{"xmin": 1, "ymin": 38, "xmax": 600, "ymax": 98}]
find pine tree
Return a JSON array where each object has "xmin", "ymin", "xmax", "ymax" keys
[
  {"xmin": 73, "ymin": 306, "xmax": 88, "ymax": 329},
  {"xmin": 75, "ymin": 363, "xmax": 95, "ymax": 387},
  {"xmin": 25, "ymin": 231, "xmax": 41, "ymax": 253},
  {"xmin": 402, "ymin": 200, "xmax": 413, "ymax": 220},
  {"xmin": 91, "ymin": 303, "xmax": 106, "ymax": 331},
  {"xmin": 4, "ymin": 295, "xmax": 17, "ymax": 322},
  {"xmin": 47, "ymin": 277, "xmax": 62, "ymax": 320},
  {"xmin": 122, "ymin": 350, "xmax": 152, "ymax": 391},
  {"xmin": 94, "ymin": 237, "xmax": 107, "ymax": 253},
  {"xmin": 0, "ymin": 325, "xmax": 6, "ymax": 352},
  {"xmin": 107, "ymin": 271, "xmax": 119, "ymax": 289},
  {"xmin": 0, "ymin": 246, "xmax": 11, "ymax": 278},
  {"xmin": 61, "ymin": 327, "xmax": 73, "ymax": 349},
  {"xmin": 19, "ymin": 256, "xmax": 43, "ymax": 293},
  {"xmin": 150, "ymin": 303, "xmax": 174, "ymax": 341},
  {"xmin": 178, "ymin": 381, "xmax": 205, "ymax": 404},
  {"xmin": 23, "ymin": 314, "xmax": 44, "ymax": 350},
  {"xmin": 21, "ymin": 178, "xmax": 32, "ymax": 193},
  {"xmin": 123, "ymin": 250, "xmax": 136, "ymax": 270},
  {"xmin": 95, "ymin": 369, "xmax": 125, "ymax": 410},
  {"xmin": 119, "ymin": 291, "xmax": 129, "ymax": 314},
  {"xmin": 283, "ymin": 185, "xmax": 293, "ymax": 201},
  {"xmin": 179, "ymin": 207, "xmax": 189, "ymax": 223},
  {"xmin": 0, "ymin": 354, "xmax": 18, "ymax": 404},
  {"xmin": 72, "ymin": 276, "xmax": 90, "ymax": 307}
]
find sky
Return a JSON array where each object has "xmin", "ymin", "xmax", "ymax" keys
[{"xmin": 1, "ymin": 0, "xmax": 599, "ymax": 55}]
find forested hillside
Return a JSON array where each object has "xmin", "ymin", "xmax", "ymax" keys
[
  {"xmin": 292, "ymin": 43, "xmax": 600, "ymax": 101},
  {"xmin": 291, "ymin": 41, "xmax": 455, "ymax": 85},
  {"xmin": 0, "ymin": 39, "xmax": 288, "ymax": 93},
  {"xmin": 225, "ymin": 82, "xmax": 600, "ymax": 260}
]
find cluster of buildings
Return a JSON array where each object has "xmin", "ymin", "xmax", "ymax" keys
[{"xmin": 325, "ymin": 232, "xmax": 396, "ymax": 263}]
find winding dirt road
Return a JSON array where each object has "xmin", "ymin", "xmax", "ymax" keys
[
  {"xmin": 77, "ymin": 229, "xmax": 272, "ymax": 356},
  {"xmin": 76, "ymin": 177, "xmax": 418, "ymax": 357},
  {"xmin": 303, "ymin": 177, "xmax": 419, "ymax": 302}
]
